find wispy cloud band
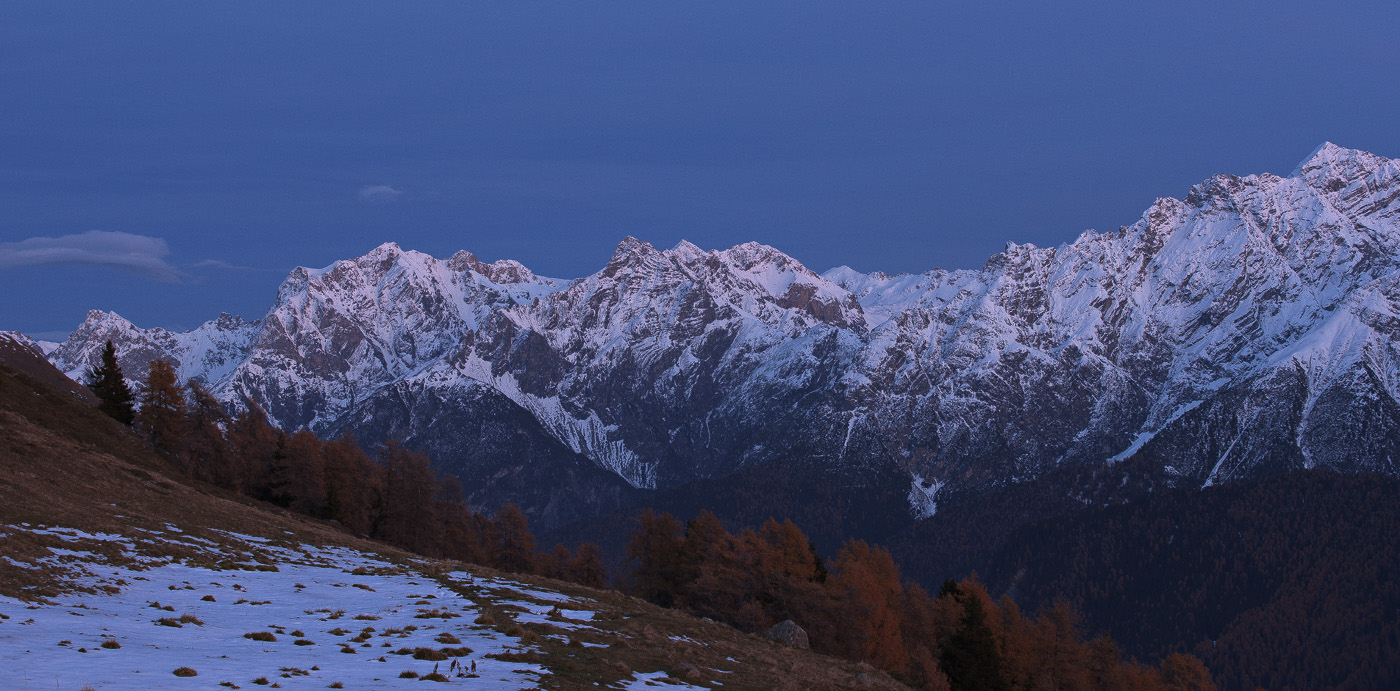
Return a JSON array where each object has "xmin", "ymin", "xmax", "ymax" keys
[
  {"xmin": 191, "ymin": 258, "xmax": 257, "ymax": 271},
  {"xmin": 0, "ymin": 230, "xmax": 184, "ymax": 282}
]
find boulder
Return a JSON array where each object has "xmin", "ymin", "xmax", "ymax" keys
[{"xmin": 761, "ymin": 620, "xmax": 810, "ymax": 649}]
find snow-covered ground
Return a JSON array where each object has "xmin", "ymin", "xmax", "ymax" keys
[{"xmin": 0, "ymin": 525, "xmax": 619, "ymax": 690}]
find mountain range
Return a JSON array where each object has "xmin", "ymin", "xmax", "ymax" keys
[{"xmin": 31, "ymin": 142, "xmax": 1400, "ymax": 531}]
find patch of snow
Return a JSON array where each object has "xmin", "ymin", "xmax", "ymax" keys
[{"xmin": 907, "ymin": 474, "xmax": 945, "ymax": 520}]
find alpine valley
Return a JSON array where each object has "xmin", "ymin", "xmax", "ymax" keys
[{"xmin": 34, "ymin": 142, "xmax": 1400, "ymax": 538}]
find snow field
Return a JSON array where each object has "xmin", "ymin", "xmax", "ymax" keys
[{"xmin": 0, "ymin": 526, "xmax": 607, "ymax": 690}]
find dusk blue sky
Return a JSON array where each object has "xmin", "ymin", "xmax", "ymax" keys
[{"xmin": 3, "ymin": 2, "xmax": 1398, "ymax": 337}]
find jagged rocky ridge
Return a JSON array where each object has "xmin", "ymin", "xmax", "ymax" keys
[{"xmin": 46, "ymin": 143, "xmax": 1400, "ymax": 525}]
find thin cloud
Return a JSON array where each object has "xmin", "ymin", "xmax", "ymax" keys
[
  {"xmin": 191, "ymin": 259, "xmax": 257, "ymax": 271},
  {"xmin": 358, "ymin": 184, "xmax": 404, "ymax": 202},
  {"xmin": 0, "ymin": 230, "xmax": 184, "ymax": 282}
]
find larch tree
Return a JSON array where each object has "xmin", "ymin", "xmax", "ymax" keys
[
  {"xmin": 228, "ymin": 404, "xmax": 279, "ymax": 498},
  {"xmin": 375, "ymin": 442, "xmax": 439, "ymax": 555},
  {"xmin": 569, "ymin": 542, "xmax": 608, "ymax": 588},
  {"xmin": 494, "ymin": 502, "xmax": 537, "ymax": 573},
  {"xmin": 135, "ymin": 358, "xmax": 188, "ymax": 461},
  {"xmin": 185, "ymin": 380, "xmax": 232, "ymax": 486},
  {"xmin": 626, "ymin": 509, "xmax": 686, "ymax": 607},
  {"xmin": 828, "ymin": 539, "xmax": 908, "ymax": 672},
  {"xmin": 320, "ymin": 435, "xmax": 380, "ymax": 535}
]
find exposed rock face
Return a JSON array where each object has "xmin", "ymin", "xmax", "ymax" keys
[
  {"xmin": 45, "ymin": 143, "xmax": 1400, "ymax": 525},
  {"xmin": 762, "ymin": 620, "xmax": 810, "ymax": 649}
]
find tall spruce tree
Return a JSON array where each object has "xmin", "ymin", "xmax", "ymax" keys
[{"xmin": 86, "ymin": 340, "xmax": 135, "ymax": 426}]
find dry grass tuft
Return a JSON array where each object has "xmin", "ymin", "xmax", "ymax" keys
[
  {"xmin": 172, "ymin": 666, "xmax": 198, "ymax": 677},
  {"xmin": 413, "ymin": 608, "xmax": 458, "ymax": 619},
  {"xmin": 101, "ymin": 638, "xmax": 121, "ymax": 649},
  {"xmin": 412, "ymin": 647, "xmax": 449, "ymax": 661},
  {"xmin": 398, "ymin": 670, "xmax": 419, "ymax": 678},
  {"xmin": 243, "ymin": 631, "xmax": 277, "ymax": 642}
]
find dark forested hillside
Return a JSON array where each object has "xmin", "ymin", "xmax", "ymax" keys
[
  {"xmin": 884, "ymin": 456, "xmax": 1179, "ymax": 585},
  {"xmin": 620, "ymin": 508, "xmax": 1218, "ymax": 691},
  {"xmin": 977, "ymin": 471, "xmax": 1400, "ymax": 691},
  {"xmin": 548, "ymin": 451, "xmax": 1400, "ymax": 689},
  {"xmin": 543, "ymin": 461, "xmax": 917, "ymax": 573}
]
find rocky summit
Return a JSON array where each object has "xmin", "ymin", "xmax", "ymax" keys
[{"xmin": 47, "ymin": 143, "xmax": 1400, "ymax": 527}]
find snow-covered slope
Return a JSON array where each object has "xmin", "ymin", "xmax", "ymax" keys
[{"xmin": 47, "ymin": 143, "xmax": 1400, "ymax": 519}]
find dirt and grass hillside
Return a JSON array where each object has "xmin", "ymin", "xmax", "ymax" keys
[{"xmin": 0, "ymin": 359, "xmax": 911, "ymax": 690}]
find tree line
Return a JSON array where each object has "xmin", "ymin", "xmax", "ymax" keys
[
  {"xmin": 624, "ymin": 508, "xmax": 1217, "ymax": 691},
  {"xmin": 87, "ymin": 342, "xmax": 606, "ymax": 587}
]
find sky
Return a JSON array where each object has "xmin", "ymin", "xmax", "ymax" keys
[{"xmin": 2, "ymin": 2, "xmax": 1398, "ymax": 338}]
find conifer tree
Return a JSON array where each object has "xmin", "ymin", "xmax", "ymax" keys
[
  {"xmin": 829, "ymin": 539, "xmax": 907, "ymax": 671},
  {"xmin": 569, "ymin": 542, "xmax": 608, "ymax": 588},
  {"xmin": 541, "ymin": 543, "xmax": 573, "ymax": 579},
  {"xmin": 375, "ymin": 442, "xmax": 439, "ymax": 555},
  {"xmin": 626, "ymin": 509, "xmax": 686, "ymax": 607},
  {"xmin": 320, "ymin": 435, "xmax": 379, "ymax": 535},
  {"xmin": 940, "ymin": 582, "xmax": 1010, "ymax": 691},
  {"xmin": 494, "ymin": 503, "xmax": 537, "ymax": 573},
  {"xmin": 228, "ymin": 404, "xmax": 279, "ymax": 497},
  {"xmin": 135, "ymin": 358, "xmax": 188, "ymax": 459},
  {"xmin": 185, "ymin": 380, "xmax": 232, "ymax": 485},
  {"xmin": 86, "ymin": 340, "xmax": 134, "ymax": 426}
]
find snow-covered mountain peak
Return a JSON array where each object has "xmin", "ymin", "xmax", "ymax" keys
[
  {"xmin": 80, "ymin": 307, "xmax": 131, "ymax": 328},
  {"xmin": 611, "ymin": 235, "xmax": 655, "ymax": 258},
  {"xmin": 48, "ymin": 308, "xmax": 258, "ymax": 387},
  {"xmin": 368, "ymin": 239, "xmax": 405, "ymax": 255},
  {"xmin": 670, "ymin": 238, "xmax": 706, "ymax": 260},
  {"xmin": 1293, "ymin": 141, "xmax": 1388, "ymax": 181},
  {"xmin": 211, "ymin": 312, "xmax": 250, "ymax": 330},
  {"xmin": 445, "ymin": 250, "xmax": 544, "ymax": 285},
  {"xmin": 698, "ymin": 241, "xmax": 866, "ymax": 330},
  {"xmin": 482, "ymin": 259, "xmax": 538, "ymax": 284}
]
